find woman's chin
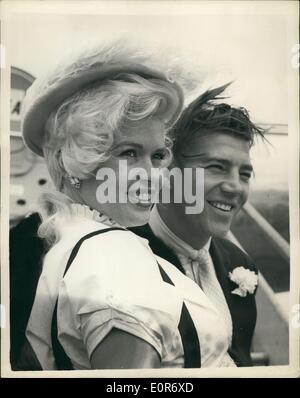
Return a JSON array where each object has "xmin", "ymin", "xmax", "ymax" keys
[{"xmin": 121, "ymin": 204, "xmax": 152, "ymax": 227}]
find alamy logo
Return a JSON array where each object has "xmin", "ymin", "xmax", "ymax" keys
[{"xmin": 95, "ymin": 160, "xmax": 204, "ymax": 214}]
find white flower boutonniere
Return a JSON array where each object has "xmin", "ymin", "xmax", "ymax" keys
[{"xmin": 229, "ymin": 266, "xmax": 258, "ymax": 297}]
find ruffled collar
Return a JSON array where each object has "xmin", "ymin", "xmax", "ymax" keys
[{"xmin": 70, "ymin": 203, "xmax": 122, "ymax": 228}]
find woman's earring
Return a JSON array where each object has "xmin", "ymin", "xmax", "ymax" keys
[{"xmin": 67, "ymin": 175, "xmax": 81, "ymax": 189}]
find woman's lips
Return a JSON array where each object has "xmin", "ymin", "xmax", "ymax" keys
[{"xmin": 127, "ymin": 191, "xmax": 154, "ymax": 207}]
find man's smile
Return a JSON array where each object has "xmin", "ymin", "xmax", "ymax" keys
[{"xmin": 207, "ymin": 200, "xmax": 236, "ymax": 213}]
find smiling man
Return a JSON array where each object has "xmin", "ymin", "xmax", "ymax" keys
[{"xmin": 132, "ymin": 85, "xmax": 265, "ymax": 367}]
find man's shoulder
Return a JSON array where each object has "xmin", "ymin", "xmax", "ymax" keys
[
  {"xmin": 129, "ymin": 224, "xmax": 154, "ymax": 239},
  {"xmin": 211, "ymin": 236, "xmax": 258, "ymax": 273},
  {"xmin": 130, "ymin": 224, "xmax": 184, "ymax": 271},
  {"xmin": 130, "ymin": 223, "xmax": 171, "ymax": 253}
]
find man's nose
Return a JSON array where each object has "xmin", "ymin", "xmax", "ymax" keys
[{"xmin": 220, "ymin": 171, "xmax": 243, "ymax": 195}]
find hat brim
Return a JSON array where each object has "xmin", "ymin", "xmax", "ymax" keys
[{"xmin": 22, "ymin": 62, "xmax": 183, "ymax": 157}]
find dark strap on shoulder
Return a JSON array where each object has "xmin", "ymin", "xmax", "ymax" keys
[
  {"xmin": 51, "ymin": 227, "xmax": 125, "ymax": 370},
  {"xmin": 157, "ymin": 262, "xmax": 201, "ymax": 368}
]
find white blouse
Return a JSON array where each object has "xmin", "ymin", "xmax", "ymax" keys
[{"xmin": 26, "ymin": 205, "xmax": 236, "ymax": 370}]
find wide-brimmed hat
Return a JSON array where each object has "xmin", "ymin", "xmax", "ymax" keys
[{"xmin": 22, "ymin": 45, "xmax": 184, "ymax": 157}]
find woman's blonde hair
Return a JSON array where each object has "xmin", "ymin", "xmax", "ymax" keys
[{"xmin": 38, "ymin": 72, "xmax": 178, "ymax": 245}]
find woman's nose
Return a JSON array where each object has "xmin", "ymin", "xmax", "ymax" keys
[{"xmin": 137, "ymin": 156, "xmax": 154, "ymax": 176}]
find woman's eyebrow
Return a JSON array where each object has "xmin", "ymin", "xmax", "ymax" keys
[
  {"xmin": 112, "ymin": 142, "xmax": 168, "ymax": 153},
  {"xmin": 152, "ymin": 146, "xmax": 169, "ymax": 152},
  {"xmin": 112, "ymin": 142, "xmax": 144, "ymax": 150}
]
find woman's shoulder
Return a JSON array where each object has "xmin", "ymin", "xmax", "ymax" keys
[
  {"xmin": 59, "ymin": 224, "xmax": 180, "ymax": 316},
  {"xmin": 60, "ymin": 224, "xmax": 159, "ymax": 285},
  {"xmin": 68, "ymin": 224, "xmax": 151, "ymax": 258},
  {"xmin": 52, "ymin": 217, "xmax": 135, "ymax": 253}
]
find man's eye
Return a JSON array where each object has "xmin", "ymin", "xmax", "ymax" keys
[
  {"xmin": 240, "ymin": 172, "xmax": 252, "ymax": 180},
  {"xmin": 119, "ymin": 149, "xmax": 137, "ymax": 158},
  {"xmin": 207, "ymin": 164, "xmax": 224, "ymax": 171}
]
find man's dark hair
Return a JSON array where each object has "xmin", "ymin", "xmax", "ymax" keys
[{"xmin": 172, "ymin": 83, "xmax": 266, "ymax": 159}]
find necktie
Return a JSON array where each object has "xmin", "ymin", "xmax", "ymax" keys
[{"xmin": 193, "ymin": 248, "xmax": 233, "ymax": 346}]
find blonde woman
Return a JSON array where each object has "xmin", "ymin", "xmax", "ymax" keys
[{"xmin": 20, "ymin": 44, "xmax": 235, "ymax": 370}]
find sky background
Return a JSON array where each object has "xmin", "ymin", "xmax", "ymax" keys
[
  {"xmin": 7, "ymin": 9, "xmax": 289, "ymax": 124},
  {"xmin": 5, "ymin": 2, "xmax": 296, "ymax": 190}
]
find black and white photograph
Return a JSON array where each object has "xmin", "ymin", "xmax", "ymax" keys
[{"xmin": 1, "ymin": 0, "xmax": 299, "ymax": 378}]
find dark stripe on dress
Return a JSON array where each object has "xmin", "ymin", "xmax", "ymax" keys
[
  {"xmin": 51, "ymin": 227, "xmax": 125, "ymax": 370},
  {"xmin": 178, "ymin": 302, "xmax": 201, "ymax": 368},
  {"xmin": 156, "ymin": 262, "xmax": 201, "ymax": 368},
  {"xmin": 157, "ymin": 262, "xmax": 175, "ymax": 286}
]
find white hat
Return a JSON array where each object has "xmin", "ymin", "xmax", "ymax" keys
[{"xmin": 22, "ymin": 45, "xmax": 184, "ymax": 157}]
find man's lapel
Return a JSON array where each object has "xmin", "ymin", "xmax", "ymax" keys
[
  {"xmin": 209, "ymin": 239, "xmax": 240, "ymax": 343},
  {"xmin": 209, "ymin": 238, "xmax": 256, "ymax": 366}
]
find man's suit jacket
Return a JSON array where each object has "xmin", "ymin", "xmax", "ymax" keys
[{"xmin": 131, "ymin": 224, "xmax": 258, "ymax": 367}]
